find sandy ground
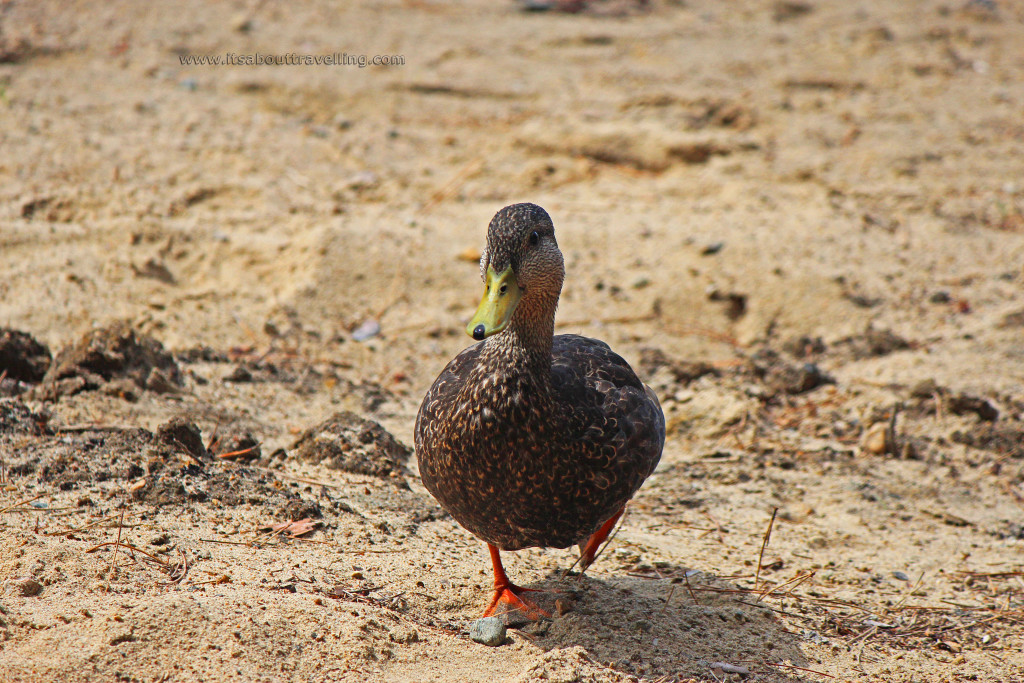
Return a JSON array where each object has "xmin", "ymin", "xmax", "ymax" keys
[{"xmin": 2, "ymin": 0, "xmax": 1024, "ymax": 681}]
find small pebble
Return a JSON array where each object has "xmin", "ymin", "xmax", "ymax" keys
[
  {"xmin": 468, "ymin": 617, "xmax": 506, "ymax": 646},
  {"xmin": 351, "ymin": 319, "xmax": 381, "ymax": 342},
  {"xmin": 861, "ymin": 422, "xmax": 889, "ymax": 455},
  {"xmin": 892, "ymin": 571, "xmax": 910, "ymax": 582},
  {"xmin": 231, "ymin": 13, "xmax": 253, "ymax": 32},
  {"xmin": 347, "ymin": 171, "xmax": 378, "ymax": 189},
  {"xmin": 710, "ymin": 662, "xmax": 751, "ymax": 675}
]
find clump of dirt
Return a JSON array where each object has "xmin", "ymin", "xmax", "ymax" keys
[
  {"xmin": 780, "ymin": 335, "xmax": 826, "ymax": 359},
  {"xmin": 290, "ymin": 411, "xmax": 411, "ymax": 479},
  {"xmin": 33, "ymin": 322, "xmax": 183, "ymax": 400},
  {"xmin": 745, "ymin": 348, "xmax": 834, "ymax": 396},
  {"xmin": 951, "ymin": 422, "xmax": 1024, "ymax": 458},
  {"xmin": 225, "ymin": 361, "xmax": 331, "ymax": 397},
  {"xmin": 0, "ymin": 328, "xmax": 52, "ymax": 383},
  {"xmin": 156, "ymin": 417, "xmax": 208, "ymax": 461},
  {"xmin": 278, "ymin": 498, "xmax": 323, "ymax": 521},
  {"xmin": 834, "ymin": 327, "xmax": 912, "ymax": 359},
  {"xmin": 222, "ymin": 361, "xmax": 287, "ymax": 384},
  {"xmin": 1000, "ymin": 308, "xmax": 1024, "ymax": 328},
  {"xmin": 638, "ymin": 347, "xmax": 719, "ymax": 385}
]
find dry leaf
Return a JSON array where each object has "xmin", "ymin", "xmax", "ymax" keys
[{"xmin": 263, "ymin": 517, "xmax": 321, "ymax": 538}]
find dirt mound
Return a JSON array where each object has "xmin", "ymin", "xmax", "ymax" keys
[
  {"xmin": 290, "ymin": 411, "xmax": 411, "ymax": 479},
  {"xmin": 35, "ymin": 323, "xmax": 183, "ymax": 400},
  {"xmin": 745, "ymin": 348, "xmax": 834, "ymax": 397},
  {"xmin": 0, "ymin": 328, "xmax": 52, "ymax": 384}
]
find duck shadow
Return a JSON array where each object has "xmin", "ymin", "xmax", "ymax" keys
[{"xmin": 514, "ymin": 562, "xmax": 818, "ymax": 682}]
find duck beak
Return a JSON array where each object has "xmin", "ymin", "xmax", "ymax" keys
[{"xmin": 467, "ymin": 265, "xmax": 521, "ymax": 340}]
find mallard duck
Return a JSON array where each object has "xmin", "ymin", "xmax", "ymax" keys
[{"xmin": 415, "ymin": 203, "xmax": 665, "ymax": 619}]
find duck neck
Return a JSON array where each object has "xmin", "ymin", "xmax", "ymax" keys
[{"xmin": 484, "ymin": 290, "xmax": 558, "ymax": 376}]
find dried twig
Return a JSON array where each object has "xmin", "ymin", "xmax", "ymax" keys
[
  {"xmin": 758, "ymin": 571, "xmax": 815, "ymax": 602},
  {"xmin": 215, "ymin": 445, "xmax": 260, "ymax": 460},
  {"xmin": 758, "ymin": 661, "xmax": 836, "ymax": 679},
  {"xmin": 660, "ymin": 585, "xmax": 677, "ymax": 614},
  {"xmin": 889, "ymin": 571, "xmax": 925, "ymax": 611},
  {"xmin": 0, "ymin": 493, "xmax": 45, "ymax": 514},
  {"xmin": 87, "ymin": 541, "xmax": 170, "ymax": 568},
  {"xmin": 699, "ymin": 510, "xmax": 726, "ymax": 542},
  {"xmin": 166, "ymin": 547, "xmax": 189, "ymax": 585},
  {"xmin": 106, "ymin": 508, "xmax": 126, "ymax": 591},
  {"xmin": 684, "ymin": 571, "xmax": 701, "ymax": 605},
  {"xmin": 754, "ymin": 508, "xmax": 778, "ymax": 592},
  {"xmin": 886, "ymin": 402, "xmax": 901, "ymax": 456}
]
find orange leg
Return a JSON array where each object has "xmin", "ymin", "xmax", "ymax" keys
[
  {"xmin": 578, "ymin": 506, "xmax": 625, "ymax": 571},
  {"xmin": 482, "ymin": 543, "xmax": 550, "ymax": 619}
]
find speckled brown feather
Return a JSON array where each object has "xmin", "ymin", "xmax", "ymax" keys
[{"xmin": 415, "ymin": 204, "xmax": 665, "ymax": 551}]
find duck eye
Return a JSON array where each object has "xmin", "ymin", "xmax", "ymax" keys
[{"xmin": 529, "ymin": 231, "xmax": 540, "ymax": 247}]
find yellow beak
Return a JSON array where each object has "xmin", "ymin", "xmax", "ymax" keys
[{"xmin": 467, "ymin": 266, "xmax": 521, "ymax": 340}]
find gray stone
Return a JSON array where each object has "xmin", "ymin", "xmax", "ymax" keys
[{"xmin": 468, "ymin": 617, "xmax": 507, "ymax": 646}]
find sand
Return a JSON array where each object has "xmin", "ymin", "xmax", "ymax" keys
[{"xmin": 1, "ymin": 0, "xmax": 1023, "ymax": 681}]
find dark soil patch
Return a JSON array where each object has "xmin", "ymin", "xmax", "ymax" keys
[
  {"xmin": 290, "ymin": 411, "xmax": 411, "ymax": 479},
  {"xmin": 0, "ymin": 416, "xmax": 309, "ymax": 509},
  {"xmin": 0, "ymin": 328, "xmax": 52, "ymax": 383},
  {"xmin": 156, "ymin": 417, "xmax": 208, "ymax": 461},
  {"xmin": 780, "ymin": 335, "xmax": 826, "ymax": 359},
  {"xmin": 834, "ymin": 327, "xmax": 912, "ymax": 359},
  {"xmin": 951, "ymin": 422, "xmax": 1024, "ymax": 458},
  {"xmin": 946, "ymin": 394, "xmax": 1000, "ymax": 422},
  {"xmin": 33, "ymin": 322, "xmax": 183, "ymax": 400},
  {"xmin": 745, "ymin": 348, "xmax": 834, "ymax": 396}
]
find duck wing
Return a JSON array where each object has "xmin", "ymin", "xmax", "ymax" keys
[{"xmin": 550, "ymin": 334, "xmax": 665, "ymax": 500}]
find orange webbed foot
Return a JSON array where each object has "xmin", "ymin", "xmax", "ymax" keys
[
  {"xmin": 483, "ymin": 543, "xmax": 551, "ymax": 621},
  {"xmin": 483, "ymin": 583, "xmax": 550, "ymax": 620}
]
